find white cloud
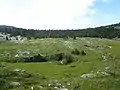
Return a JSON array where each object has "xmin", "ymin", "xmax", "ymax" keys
[{"xmin": 0, "ymin": 0, "xmax": 96, "ymax": 29}]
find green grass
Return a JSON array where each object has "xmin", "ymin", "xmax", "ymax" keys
[
  {"xmin": 1, "ymin": 37, "xmax": 120, "ymax": 90},
  {"xmin": 9, "ymin": 61, "xmax": 103, "ymax": 79},
  {"xmin": 5, "ymin": 38, "xmax": 115, "ymax": 77}
]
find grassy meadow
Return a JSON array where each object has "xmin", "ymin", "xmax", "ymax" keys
[{"xmin": 1, "ymin": 37, "xmax": 120, "ymax": 90}]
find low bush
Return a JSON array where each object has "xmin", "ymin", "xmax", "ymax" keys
[
  {"xmin": 45, "ymin": 53, "xmax": 74, "ymax": 65},
  {"xmin": 23, "ymin": 54, "xmax": 47, "ymax": 62},
  {"xmin": 71, "ymin": 48, "xmax": 80, "ymax": 55},
  {"xmin": 81, "ymin": 50, "xmax": 86, "ymax": 55},
  {"xmin": 45, "ymin": 53, "xmax": 64, "ymax": 61},
  {"xmin": 22, "ymin": 52, "xmax": 74, "ymax": 64},
  {"xmin": 64, "ymin": 54, "xmax": 74, "ymax": 64}
]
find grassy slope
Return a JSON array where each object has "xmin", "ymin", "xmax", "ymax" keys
[
  {"xmin": 1, "ymin": 38, "xmax": 120, "ymax": 90},
  {"xmin": 6, "ymin": 38, "xmax": 117, "ymax": 77}
]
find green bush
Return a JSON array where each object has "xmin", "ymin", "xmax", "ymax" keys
[
  {"xmin": 45, "ymin": 53, "xmax": 64, "ymax": 61},
  {"xmin": 71, "ymin": 48, "xmax": 80, "ymax": 55},
  {"xmin": 59, "ymin": 53, "xmax": 74, "ymax": 65},
  {"xmin": 23, "ymin": 54, "xmax": 47, "ymax": 62},
  {"xmin": 45, "ymin": 53, "xmax": 74, "ymax": 65},
  {"xmin": 73, "ymin": 36, "xmax": 77, "ymax": 40},
  {"xmin": 81, "ymin": 50, "xmax": 86, "ymax": 55},
  {"xmin": 65, "ymin": 54, "xmax": 74, "ymax": 64}
]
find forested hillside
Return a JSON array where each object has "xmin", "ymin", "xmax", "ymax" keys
[{"xmin": 0, "ymin": 23, "xmax": 120, "ymax": 39}]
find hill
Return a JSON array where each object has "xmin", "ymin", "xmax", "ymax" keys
[{"xmin": 0, "ymin": 22, "xmax": 120, "ymax": 39}]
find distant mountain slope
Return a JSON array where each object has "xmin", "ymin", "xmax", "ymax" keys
[
  {"xmin": 0, "ymin": 25, "xmax": 16, "ymax": 29},
  {"xmin": 0, "ymin": 22, "xmax": 120, "ymax": 39},
  {"xmin": 108, "ymin": 22, "xmax": 120, "ymax": 27}
]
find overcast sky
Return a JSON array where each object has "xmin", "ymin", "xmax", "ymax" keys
[{"xmin": 0, "ymin": 0, "xmax": 119, "ymax": 29}]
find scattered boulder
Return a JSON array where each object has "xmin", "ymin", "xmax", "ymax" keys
[
  {"xmin": 66, "ymin": 83, "xmax": 70, "ymax": 86},
  {"xmin": 105, "ymin": 67, "xmax": 110, "ymax": 70},
  {"xmin": 102, "ymin": 55, "xmax": 107, "ymax": 61},
  {"xmin": 81, "ymin": 74, "xmax": 94, "ymax": 78},
  {"xmin": 54, "ymin": 86, "xmax": 59, "ymax": 89},
  {"xmin": 10, "ymin": 82, "xmax": 20, "ymax": 86},
  {"xmin": 22, "ymin": 51, "xmax": 30, "ymax": 55},
  {"xmin": 48, "ymin": 84, "xmax": 52, "ymax": 87},
  {"xmin": 15, "ymin": 54, "xmax": 19, "ymax": 57},
  {"xmin": 12, "ymin": 69, "xmax": 21, "ymax": 72},
  {"xmin": 108, "ymin": 46, "xmax": 112, "ymax": 49},
  {"xmin": 31, "ymin": 86, "xmax": 34, "ymax": 90},
  {"xmin": 101, "ymin": 72, "xmax": 110, "ymax": 76},
  {"xmin": 96, "ymin": 70, "xmax": 110, "ymax": 76}
]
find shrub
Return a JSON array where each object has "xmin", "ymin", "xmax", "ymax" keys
[
  {"xmin": 46, "ymin": 53, "xmax": 74, "ymax": 65},
  {"xmin": 71, "ymin": 48, "xmax": 80, "ymax": 55},
  {"xmin": 0, "ymin": 58, "xmax": 20, "ymax": 63},
  {"xmin": 33, "ymin": 54, "xmax": 47, "ymax": 62},
  {"xmin": 55, "ymin": 53, "xmax": 64, "ymax": 61},
  {"xmin": 23, "ymin": 54, "xmax": 47, "ymax": 62},
  {"xmin": 73, "ymin": 36, "xmax": 77, "ymax": 40},
  {"xmin": 59, "ymin": 53, "xmax": 74, "ymax": 65},
  {"xmin": 0, "ymin": 79, "xmax": 7, "ymax": 90},
  {"xmin": 81, "ymin": 50, "xmax": 86, "ymax": 55},
  {"xmin": 45, "ymin": 53, "xmax": 64, "ymax": 61},
  {"xmin": 65, "ymin": 54, "xmax": 74, "ymax": 64},
  {"xmin": 26, "ymin": 36, "xmax": 31, "ymax": 40}
]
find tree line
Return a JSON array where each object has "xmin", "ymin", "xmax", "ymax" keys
[{"xmin": 0, "ymin": 23, "xmax": 120, "ymax": 39}]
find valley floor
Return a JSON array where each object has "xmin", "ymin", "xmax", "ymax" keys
[{"xmin": 1, "ymin": 37, "xmax": 120, "ymax": 90}]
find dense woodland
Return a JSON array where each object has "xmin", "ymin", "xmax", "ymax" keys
[{"xmin": 0, "ymin": 22, "xmax": 120, "ymax": 39}]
